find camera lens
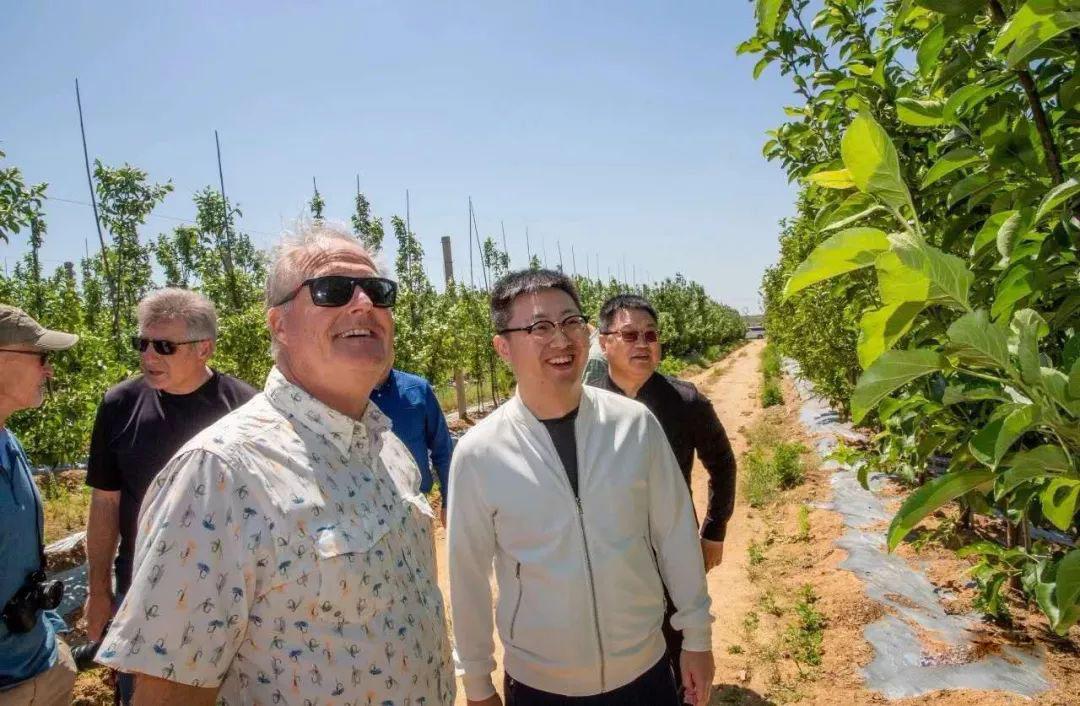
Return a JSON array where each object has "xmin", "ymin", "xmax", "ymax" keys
[{"xmin": 42, "ymin": 580, "xmax": 64, "ymax": 611}]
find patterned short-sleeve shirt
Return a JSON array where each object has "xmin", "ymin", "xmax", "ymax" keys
[{"xmin": 98, "ymin": 367, "xmax": 455, "ymax": 706}]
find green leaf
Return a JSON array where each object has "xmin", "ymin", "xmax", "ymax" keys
[
  {"xmin": 1057, "ymin": 551, "xmax": 1080, "ymax": 620},
  {"xmin": 1005, "ymin": 11, "xmax": 1080, "ymax": 68},
  {"xmin": 997, "ymin": 444, "xmax": 1070, "ymax": 499},
  {"xmin": 995, "ymin": 210, "xmax": 1032, "ymax": 259},
  {"xmin": 991, "ymin": 262, "xmax": 1037, "ymax": 321},
  {"xmin": 841, "ymin": 112, "xmax": 914, "ymax": 213},
  {"xmin": 947, "ymin": 309, "xmax": 1010, "ymax": 368},
  {"xmin": 755, "ymin": 0, "xmax": 787, "ymax": 37},
  {"xmin": 917, "ymin": 23, "xmax": 946, "ymax": 78},
  {"xmin": 783, "ymin": 227, "xmax": 890, "ymax": 299},
  {"xmin": 1069, "ymin": 357, "xmax": 1080, "ymax": 399},
  {"xmin": 971, "ymin": 210, "xmax": 1017, "ymax": 257},
  {"xmin": 807, "ymin": 168, "xmax": 857, "ymax": 189},
  {"xmin": 1061, "ymin": 73, "xmax": 1080, "ymax": 112},
  {"xmin": 947, "ymin": 171, "xmax": 990, "ymax": 209},
  {"xmin": 941, "ymin": 384, "xmax": 1007, "ymax": 405},
  {"xmin": 920, "ymin": 148, "xmax": 981, "ymax": 189},
  {"xmin": 875, "ymin": 249, "xmax": 932, "ymax": 304},
  {"xmin": 753, "ymin": 56, "xmax": 772, "ymax": 80},
  {"xmin": 851, "ymin": 349, "xmax": 947, "ymax": 423},
  {"xmin": 1041, "ymin": 477, "xmax": 1080, "ymax": 531},
  {"xmin": 1011, "ymin": 309, "xmax": 1048, "ymax": 385},
  {"xmin": 890, "ymin": 231, "xmax": 973, "ymax": 309},
  {"xmin": 970, "ymin": 403, "xmax": 1041, "ymax": 467},
  {"xmin": 1041, "ymin": 367, "xmax": 1080, "ymax": 417},
  {"xmin": 897, "ymin": 98, "xmax": 946, "ymax": 127},
  {"xmin": 915, "ymin": 0, "xmax": 986, "ymax": 15},
  {"xmin": 857, "ymin": 301, "xmax": 926, "ymax": 369},
  {"xmin": 1034, "ymin": 177, "xmax": 1080, "ymax": 225},
  {"xmin": 887, "ymin": 469, "xmax": 995, "ymax": 551}
]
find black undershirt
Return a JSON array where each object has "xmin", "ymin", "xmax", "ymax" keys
[{"xmin": 539, "ymin": 408, "xmax": 580, "ymax": 498}]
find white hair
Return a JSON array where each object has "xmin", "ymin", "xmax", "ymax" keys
[
  {"xmin": 264, "ymin": 219, "xmax": 385, "ymax": 309},
  {"xmin": 137, "ymin": 288, "xmax": 218, "ymax": 340}
]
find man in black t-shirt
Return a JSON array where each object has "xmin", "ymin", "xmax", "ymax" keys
[{"xmin": 83, "ymin": 289, "xmax": 256, "ymax": 704}]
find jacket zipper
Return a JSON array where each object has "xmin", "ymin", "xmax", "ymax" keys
[
  {"xmin": 510, "ymin": 562, "xmax": 523, "ymax": 640},
  {"xmin": 576, "ymin": 496, "xmax": 606, "ymax": 692}
]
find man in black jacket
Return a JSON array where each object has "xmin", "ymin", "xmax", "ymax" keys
[{"xmin": 590, "ymin": 293, "xmax": 736, "ymax": 684}]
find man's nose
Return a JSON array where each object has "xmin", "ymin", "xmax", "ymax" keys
[{"xmin": 345, "ymin": 283, "xmax": 375, "ymax": 313}]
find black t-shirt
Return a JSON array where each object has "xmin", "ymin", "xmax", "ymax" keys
[
  {"xmin": 539, "ymin": 408, "xmax": 580, "ymax": 498},
  {"xmin": 86, "ymin": 370, "xmax": 257, "ymax": 592}
]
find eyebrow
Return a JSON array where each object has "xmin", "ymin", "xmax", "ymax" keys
[{"xmin": 530, "ymin": 308, "xmax": 580, "ymax": 322}]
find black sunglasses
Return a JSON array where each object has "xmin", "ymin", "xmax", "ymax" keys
[
  {"xmin": 0, "ymin": 349, "xmax": 49, "ymax": 365},
  {"xmin": 130, "ymin": 337, "xmax": 209, "ymax": 356},
  {"xmin": 274, "ymin": 276, "xmax": 398, "ymax": 309},
  {"xmin": 602, "ymin": 329, "xmax": 659, "ymax": 344}
]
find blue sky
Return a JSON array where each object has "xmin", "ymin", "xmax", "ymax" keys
[{"xmin": 2, "ymin": 1, "xmax": 798, "ymax": 314}]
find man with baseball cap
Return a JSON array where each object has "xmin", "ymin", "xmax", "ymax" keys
[{"xmin": 0, "ymin": 304, "xmax": 79, "ymax": 706}]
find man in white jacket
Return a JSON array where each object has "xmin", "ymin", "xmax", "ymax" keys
[{"xmin": 448, "ymin": 269, "xmax": 714, "ymax": 706}]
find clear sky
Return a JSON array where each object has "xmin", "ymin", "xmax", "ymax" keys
[{"xmin": 1, "ymin": 1, "xmax": 798, "ymax": 314}]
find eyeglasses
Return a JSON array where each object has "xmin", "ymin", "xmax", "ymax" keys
[
  {"xmin": 0, "ymin": 349, "xmax": 49, "ymax": 365},
  {"xmin": 499, "ymin": 314, "xmax": 590, "ymax": 342},
  {"xmin": 130, "ymin": 337, "xmax": 210, "ymax": 356},
  {"xmin": 274, "ymin": 276, "xmax": 398, "ymax": 308},
  {"xmin": 602, "ymin": 329, "xmax": 659, "ymax": 344}
]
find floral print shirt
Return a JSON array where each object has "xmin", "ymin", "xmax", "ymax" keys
[{"xmin": 98, "ymin": 367, "xmax": 455, "ymax": 706}]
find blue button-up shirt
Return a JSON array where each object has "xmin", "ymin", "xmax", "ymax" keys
[
  {"xmin": 0, "ymin": 429, "xmax": 63, "ymax": 689},
  {"xmin": 371, "ymin": 368, "xmax": 454, "ymax": 496}
]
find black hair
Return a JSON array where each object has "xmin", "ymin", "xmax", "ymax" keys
[
  {"xmin": 598, "ymin": 294, "xmax": 658, "ymax": 332},
  {"xmin": 490, "ymin": 269, "xmax": 583, "ymax": 331}
]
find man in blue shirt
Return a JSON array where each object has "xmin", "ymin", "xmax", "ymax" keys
[
  {"xmin": 0, "ymin": 304, "xmax": 79, "ymax": 705},
  {"xmin": 371, "ymin": 366, "xmax": 454, "ymax": 520}
]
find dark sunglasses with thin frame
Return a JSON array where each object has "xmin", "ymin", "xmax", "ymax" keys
[
  {"xmin": 130, "ymin": 337, "xmax": 209, "ymax": 356},
  {"xmin": 602, "ymin": 329, "xmax": 659, "ymax": 344}
]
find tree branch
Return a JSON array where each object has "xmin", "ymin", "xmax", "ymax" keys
[{"xmin": 987, "ymin": 0, "xmax": 1065, "ymax": 185}]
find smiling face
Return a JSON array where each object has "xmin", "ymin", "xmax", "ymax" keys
[
  {"xmin": 268, "ymin": 239, "xmax": 394, "ymax": 415},
  {"xmin": 0, "ymin": 346, "xmax": 52, "ymax": 414},
  {"xmin": 494, "ymin": 288, "xmax": 587, "ymax": 413},
  {"xmin": 139, "ymin": 318, "xmax": 214, "ymax": 394},
  {"xmin": 600, "ymin": 307, "xmax": 661, "ymax": 386}
]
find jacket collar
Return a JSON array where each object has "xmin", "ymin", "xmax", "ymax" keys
[{"xmin": 264, "ymin": 366, "xmax": 391, "ymax": 456}]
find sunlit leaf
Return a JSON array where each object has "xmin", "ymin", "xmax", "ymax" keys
[
  {"xmin": 841, "ymin": 112, "xmax": 914, "ymax": 213},
  {"xmin": 851, "ymin": 349, "xmax": 947, "ymax": 422},
  {"xmin": 887, "ymin": 469, "xmax": 994, "ymax": 551},
  {"xmin": 783, "ymin": 227, "xmax": 890, "ymax": 299}
]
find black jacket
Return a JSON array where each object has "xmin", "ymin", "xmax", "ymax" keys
[{"xmin": 594, "ymin": 372, "xmax": 736, "ymax": 541}]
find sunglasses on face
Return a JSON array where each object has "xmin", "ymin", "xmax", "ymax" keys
[
  {"xmin": 274, "ymin": 275, "xmax": 398, "ymax": 309},
  {"xmin": 130, "ymin": 337, "xmax": 209, "ymax": 356},
  {"xmin": 602, "ymin": 329, "xmax": 659, "ymax": 344},
  {"xmin": 0, "ymin": 349, "xmax": 49, "ymax": 365}
]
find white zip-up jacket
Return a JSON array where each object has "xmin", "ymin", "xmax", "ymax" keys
[{"xmin": 447, "ymin": 386, "xmax": 713, "ymax": 699}]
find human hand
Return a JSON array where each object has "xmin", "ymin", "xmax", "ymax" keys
[
  {"xmin": 83, "ymin": 591, "xmax": 115, "ymax": 642},
  {"xmin": 701, "ymin": 539, "xmax": 724, "ymax": 572},
  {"xmin": 680, "ymin": 649, "xmax": 715, "ymax": 706},
  {"xmin": 467, "ymin": 695, "xmax": 503, "ymax": 706}
]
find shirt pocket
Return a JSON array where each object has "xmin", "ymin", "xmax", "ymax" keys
[{"xmin": 312, "ymin": 522, "xmax": 391, "ymax": 626}]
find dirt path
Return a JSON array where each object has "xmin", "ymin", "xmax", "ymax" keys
[{"xmin": 686, "ymin": 340, "xmax": 767, "ymax": 693}]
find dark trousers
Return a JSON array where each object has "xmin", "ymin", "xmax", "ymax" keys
[
  {"xmin": 504, "ymin": 657, "xmax": 680, "ymax": 706},
  {"xmin": 661, "ymin": 587, "xmax": 684, "ymax": 692}
]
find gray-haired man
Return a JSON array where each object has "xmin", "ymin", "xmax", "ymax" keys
[
  {"xmin": 83, "ymin": 289, "xmax": 256, "ymax": 703},
  {"xmin": 97, "ymin": 223, "xmax": 454, "ymax": 705}
]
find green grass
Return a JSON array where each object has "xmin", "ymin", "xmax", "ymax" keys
[
  {"xmin": 784, "ymin": 585, "xmax": 825, "ymax": 670},
  {"xmin": 795, "ymin": 504, "xmax": 811, "ymax": 542},
  {"xmin": 37, "ymin": 472, "xmax": 93, "ymax": 544},
  {"xmin": 760, "ymin": 341, "xmax": 785, "ymax": 407},
  {"xmin": 761, "ymin": 378, "xmax": 784, "ymax": 407},
  {"xmin": 742, "ymin": 441, "xmax": 807, "ymax": 508}
]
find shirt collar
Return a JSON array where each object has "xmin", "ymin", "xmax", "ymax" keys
[
  {"xmin": 263, "ymin": 367, "xmax": 391, "ymax": 456},
  {"xmin": 603, "ymin": 371, "xmax": 662, "ymax": 399}
]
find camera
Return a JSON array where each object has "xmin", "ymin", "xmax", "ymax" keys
[
  {"xmin": 2, "ymin": 570, "xmax": 63, "ymax": 634},
  {"xmin": 71, "ymin": 641, "xmax": 101, "ymax": 672}
]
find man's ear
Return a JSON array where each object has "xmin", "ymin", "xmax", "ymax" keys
[
  {"xmin": 196, "ymin": 339, "xmax": 215, "ymax": 362},
  {"xmin": 267, "ymin": 307, "xmax": 287, "ymax": 349},
  {"xmin": 598, "ymin": 333, "xmax": 609, "ymax": 355},
  {"xmin": 493, "ymin": 334, "xmax": 512, "ymax": 364}
]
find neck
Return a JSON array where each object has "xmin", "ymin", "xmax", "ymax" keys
[
  {"xmin": 608, "ymin": 367, "xmax": 652, "ymax": 399},
  {"xmin": 276, "ymin": 356, "xmax": 372, "ymax": 421},
  {"xmin": 161, "ymin": 366, "xmax": 214, "ymax": 395},
  {"xmin": 518, "ymin": 380, "xmax": 582, "ymax": 420}
]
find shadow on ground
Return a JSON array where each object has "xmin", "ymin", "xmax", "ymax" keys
[{"xmin": 710, "ymin": 684, "xmax": 775, "ymax": 705}]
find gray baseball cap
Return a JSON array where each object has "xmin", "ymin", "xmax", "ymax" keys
[{"xmin": 0, "ymin": 304, "xmax": 79, "ymax": 351}]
